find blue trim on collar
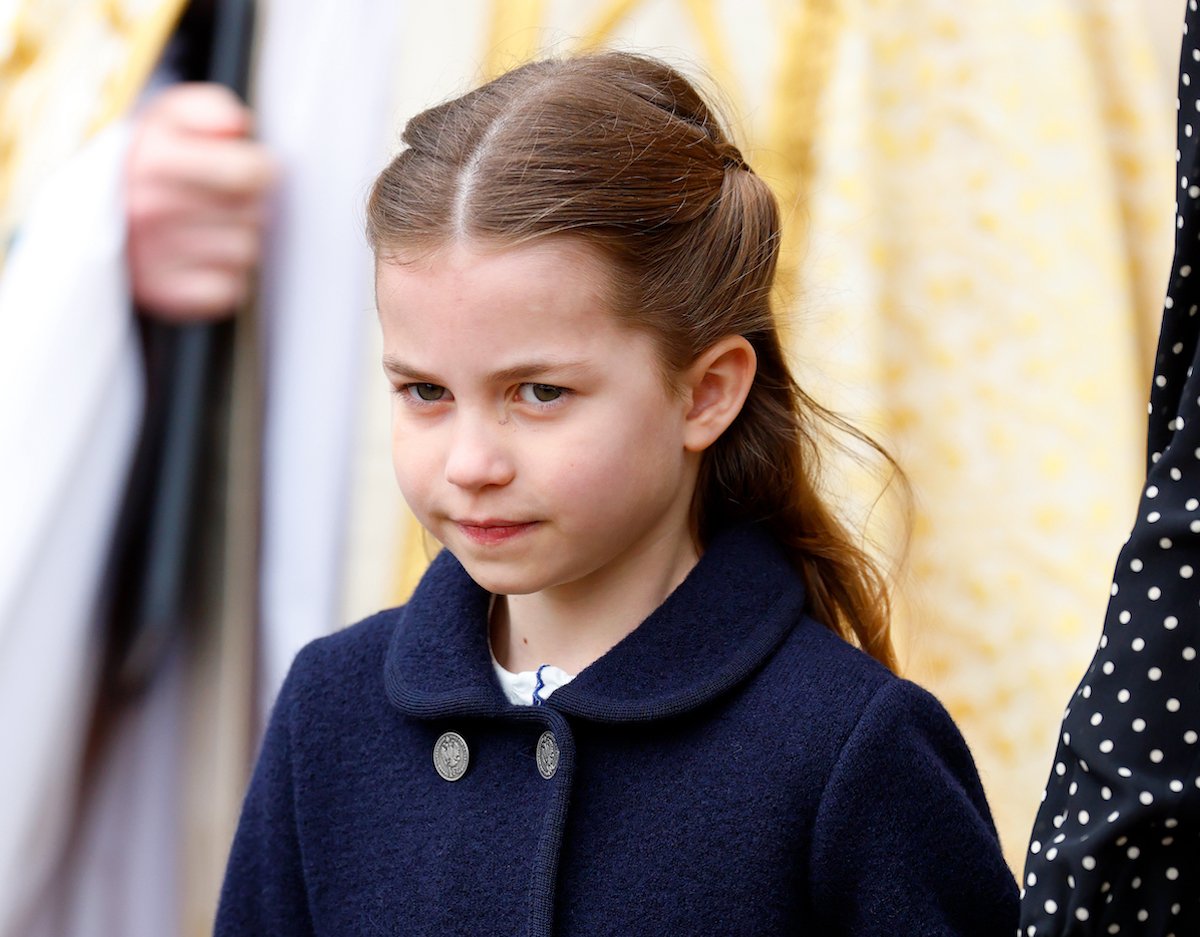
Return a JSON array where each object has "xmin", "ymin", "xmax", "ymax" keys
[{"xmin": 532, "ymin": 664, "xmax": 548, "ymax": 706}]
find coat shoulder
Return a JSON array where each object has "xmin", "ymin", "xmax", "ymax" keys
[
  {"xmin": 756, "ymin": 616, "xmax": 975, "ymax": 792},
  {"xmin": 278, "ymin": 606, "xmax": 404, "ymax": 717},
  {"xmin": 764, "ymin": 614, "xmax": 902, "ymax": 721}
]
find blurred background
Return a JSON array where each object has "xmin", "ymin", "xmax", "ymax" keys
[{"xmin": 0, "ymin": 1, "xmax": 1187, "ymax": 934}]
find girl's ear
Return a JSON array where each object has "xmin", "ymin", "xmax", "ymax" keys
[{"xmin": 681, "ymin": 335, "xmax": 757, "ymax": 453}]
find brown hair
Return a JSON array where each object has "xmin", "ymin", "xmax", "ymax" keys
[{"xmin": 367, "ymin": 52, "xmax": 903, "ymax": 671}]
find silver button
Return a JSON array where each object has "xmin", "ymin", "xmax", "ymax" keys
[
  {"xmin": 433, "ymin": 731, "xmax": 469, "ymax": 781},
  {"xmin": 536, "ymin": 731, "xmax": 559, "ymax": 779}
]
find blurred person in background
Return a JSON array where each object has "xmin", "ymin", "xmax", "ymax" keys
[{"xmin": 0, "ymin": 2, "xmax": 400, "ymax": 934}]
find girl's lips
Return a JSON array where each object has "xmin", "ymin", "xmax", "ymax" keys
[{"xmin": 455, "ymin": 521, "xmax": 539, "ymax": 545}]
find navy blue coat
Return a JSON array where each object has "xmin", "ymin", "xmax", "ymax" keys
[{"xmin": 216, "ymin": 526, "xmax": 1017, "ymax": 935}]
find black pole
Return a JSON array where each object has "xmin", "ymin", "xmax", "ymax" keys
[{"xmin": 101, "ymin": 0, "xmax": 257, "ymax": 695}]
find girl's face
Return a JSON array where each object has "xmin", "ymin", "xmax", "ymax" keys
[{"xmin": 375, "ymin": 238, "xmax": 702, "ymax": 602}]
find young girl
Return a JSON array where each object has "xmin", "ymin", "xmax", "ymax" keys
[{"xmin": 216, "ymin": 52, "xmax": 1017, "ymax": 935}]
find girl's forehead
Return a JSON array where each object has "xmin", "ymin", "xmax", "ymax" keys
[
  {"xmin": 378, "ymin": 236, "xmax": 615, "ymax": 287},
  {"xmin": 375, "ymin": 238, "xmax": 636, "ymax": 360}
]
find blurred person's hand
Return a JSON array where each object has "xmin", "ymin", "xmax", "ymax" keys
[{"xmin": 126, "ymin": 83, "xmax": 276, "ymax": 320}]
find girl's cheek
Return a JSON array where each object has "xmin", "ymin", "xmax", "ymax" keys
[{"xmin": 390, "ymin": 436, "xmax": 430, "ymax": 493}]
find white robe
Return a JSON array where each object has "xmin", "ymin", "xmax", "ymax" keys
[{"xmin": 0, "ymin": 121, "xmax": 145, "ymax": 937}]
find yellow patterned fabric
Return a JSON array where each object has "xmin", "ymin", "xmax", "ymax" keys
[
  {"xmin": 0, "ymin": 0, "xmax": 185, "ymax": 260},
  {"xmin": 356, "ymin": 0, "xmax": 1174, "ymax": 866},
  {"xmin": 795, "ymin": 2, "xmax": 1172, "ymax": 863}
]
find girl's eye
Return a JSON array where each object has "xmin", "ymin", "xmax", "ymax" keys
[
  {"xmin": 405, "ymin": 383, "xmax": 447, "ymax": 402},
  {"xmin": 519, "ymin": 383, "xmax": 564, "ymax": 404}
]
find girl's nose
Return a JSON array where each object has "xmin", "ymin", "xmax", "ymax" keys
[{"xmin": 443, "ymin": 417, "xmax": 515, "ymax": 490}]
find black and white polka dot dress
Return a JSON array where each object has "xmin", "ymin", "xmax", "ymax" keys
[{"xmin": 1019, "ymin": 3, "xmax": 1200, "ymax": 934}]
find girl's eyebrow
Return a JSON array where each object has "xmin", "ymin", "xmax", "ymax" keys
[
  {"xmin": 382, "ymin": 354, "xmax": 593, "ymax": 384},
  {"xmin": 486, "ymin": 359, "xmax": 593, "ymax": 383},
  {"xmin": 381, "ymin": 355, "xmax": 439, "ymax": 383}
]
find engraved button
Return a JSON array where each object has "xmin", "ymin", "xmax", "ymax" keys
[
  {"xmin": 433, "ymin": 731, "xmax": 469, "ymax": 781},
  {"xmin": 536, "ymin": 731, "xmax": 560, "ymax": 779}
]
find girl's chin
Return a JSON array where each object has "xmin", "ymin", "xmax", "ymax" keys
[
  {"xmin": 458, "ymin": 568, "xmax": 543, "ymax": 597},
  {"xmin": 445, "ymin": 547, "xmax": 543, "ymax": 596}
]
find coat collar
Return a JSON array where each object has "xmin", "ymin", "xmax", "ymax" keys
[{"xmin": 383, "ymin": 525, "xmax": 809, "ymax": 723}]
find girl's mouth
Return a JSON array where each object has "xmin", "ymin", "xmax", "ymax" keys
[{"xmin": 455, "ymin": 520, "xmax": 539, "ymax": 545}]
